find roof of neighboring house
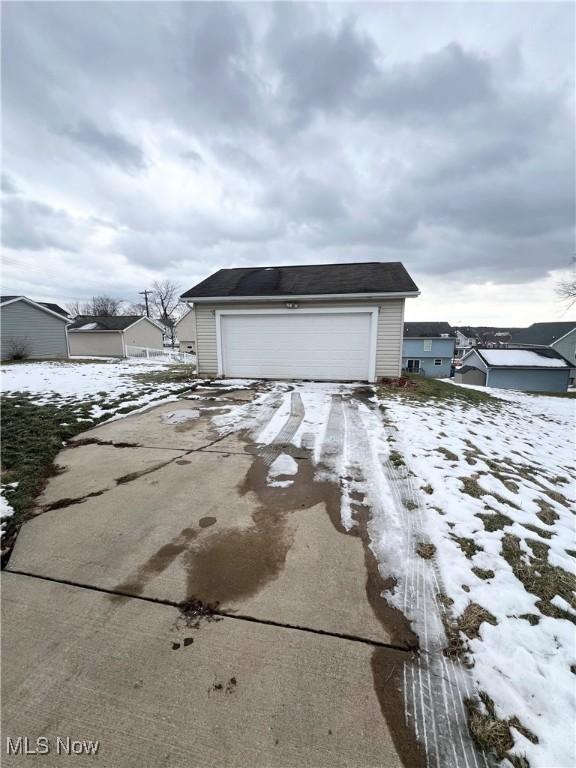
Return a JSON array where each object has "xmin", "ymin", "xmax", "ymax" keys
[
  {"xmin": 0, "ymin": 295, "xmax": 69, "ymax": 321},
  {"xmin": 455, "ymin": 326, "xmax": 479, "ymax": 339},
  {"xmin": 181, "ymin": 261, "xmax": 419, "ymax": 299},
  {"xmin": 466, "ymin": 347, "xmax": 571, "ymax": 369},
  {"xmin": 510, "ymin": 322, "xmax": 576, "ymax": 346},
  {"xmin": 39, "ymin": 302, "xmax": 68, "ymax": 317},
  {"xmin": 68, "ymin": 315, "xmax": 146, "ymax": 332},
  {"xmin": 403, "ymin": 321, "xmax": 455, "ymax": 338}
]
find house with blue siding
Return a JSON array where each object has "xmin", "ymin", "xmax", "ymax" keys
[
  {"xmin": 402, "ymin": 322, "xmax": 456, "ymax": 378},
  {"xmin": 456, "ymin": 347, "xmax": 571, "ymax": 392}
]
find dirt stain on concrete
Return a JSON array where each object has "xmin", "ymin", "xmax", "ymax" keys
[{"xmin": 198, "ymin": 516, "xmax": 217, "ymax": 528}]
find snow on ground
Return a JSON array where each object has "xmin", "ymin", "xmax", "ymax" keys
[
  {"xmin": 268, "ymin": 453, "xmax": 299, "ymax": 487},
  {"xmin": 377, "ymin": 382, "xmax": 576, "ymax": 768},
  {"xmin": 212, "ymin": 379, "xmax": 575, "ymax": 767},
  {"xmin": 160, "ymin": 409, "xmax": 200, "ymax": 424},
  {"xmin": 1, "ymin": 360, "xmax": 194, "ymax": 421}
]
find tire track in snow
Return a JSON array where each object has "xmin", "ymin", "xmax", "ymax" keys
[{"xmin": 340, "ymin": 397, "xmax": 489, "ymax": 768}]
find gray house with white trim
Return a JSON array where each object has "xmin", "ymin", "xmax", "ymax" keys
[
  {"xmin": 0, "ymin": 295, "xmax": 70, "ymax": 360},
  {"xmin": 181, "ymin": 262, "xmax": 419, "ymax": 382},
  {"xmin": 456, "ymin": 347, "xmax": 571, "ymax": 392}
]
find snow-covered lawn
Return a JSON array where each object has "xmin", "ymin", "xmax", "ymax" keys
[
  {"xmin": 1, "ymin": 359, "xmax": 194, "ymax": 419},
  {"xmin": 376, "ymin": 380, "xmax": 575, "ymax": 768}
]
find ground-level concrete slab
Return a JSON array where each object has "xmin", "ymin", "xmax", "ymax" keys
[
  {"xmin": 70, "ymin": 400, "xmax": 226, "ymax": 450},
  {"xmin": 8, "ymin": 448, "xmax": 392, "ymax": 645},
  {"xmin": 36, "ymin": 443, "xmax": 186, "ymax": 508},
  {"xmin": 1, "ymin": 573, "xmax": 410, "ymax": 768}
]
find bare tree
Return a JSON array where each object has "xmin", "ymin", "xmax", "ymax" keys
[
  {"xmin": 149, "ymin": 280, "xmax": 185, "ymax": 346},
  {"xmin": 126, "ymin": 301, "xmax": 147, "ymax": 315},
  {"xmin": 556, "ymin": 276, "xmax": 576, "ymax": 309},
  {"xmin": 66, "ymin": 296, "xmax": 122, "ymax": 317},
  {"xmin": 90, "ymin": 295, "xmax": 122, "ymax": 316}
]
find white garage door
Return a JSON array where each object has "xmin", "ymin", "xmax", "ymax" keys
[{"xmin": 219, "ymin": 311, "xmax": 374, "ymax": 381}]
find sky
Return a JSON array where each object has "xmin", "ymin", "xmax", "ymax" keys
[{"xmin": 2, "ymin": 1, "xmax": 574, "ymax": 326}]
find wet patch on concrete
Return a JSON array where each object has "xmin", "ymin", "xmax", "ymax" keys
[
  {"xmin": 113, "ymin": 526, "xmax": 198, "ymax": 598},
  {"xmin": 371, "ymin": 648, "xmax": 427, "ymax": 768},
  {"xmin": 176, "ymin": 459, "xmax": 191, "ymax": 465},
  {"xmin": 198, "ymin": 516, "xmax": 217, "ymax": 528}
]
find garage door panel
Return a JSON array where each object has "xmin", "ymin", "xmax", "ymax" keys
[{"xmin": 220, "ymin": 312, "xmax": 373, "ymax": 381}]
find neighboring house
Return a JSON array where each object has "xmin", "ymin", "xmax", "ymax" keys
[
  {"xmin": 510, "ymin": 322, "xmax": 576, "ymax": 369},
  {"xmin": 402, "ymin": 321, "xmax": 456, "ymax": 378},
  {"xmin": 456, "ymin": 347, "xmax": 571, "ymax": 392},
  {"xmin": 67, "ymin": 316, "xmax": 164, "ymax": 358},
  {"xmin": 176, "ymin": 307, "xmax": 196, "ymax": 355},
  {"xmin": 180, "ymin": 262, "xmax": 419, "ymax": 382},
  {"xmin": 454, "ymin": 327, "xmax": 478, "ymax": 358},
  {"xmin": 0, "ymin": 295, "xmax": 70, "ymax": 360}
]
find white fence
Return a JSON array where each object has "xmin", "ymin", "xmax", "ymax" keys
[{"xmin": 125, "ymin": 345, "xmax": 195, "ymax": 364}]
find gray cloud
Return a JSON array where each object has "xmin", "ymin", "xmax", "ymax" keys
[
  {"xmin": 1, "ymin": 1, "xmax": 574, "ymax": 308},
  {"xmin": 61, "ymin": 119, "xmax": 145, "ymax": 172}
]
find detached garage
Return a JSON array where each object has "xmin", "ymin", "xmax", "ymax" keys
[{"xmin": 181, "ymin": 262, "xmax": 419, "ymax": 382}]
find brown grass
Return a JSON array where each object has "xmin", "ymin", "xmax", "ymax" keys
[
  {"xmin": 416, "ymin": 542, "xmax": 436, "ymax": 559},
  {"xmin": 466, "ymin": 692, "xmax": 536, "ymax": 767}
]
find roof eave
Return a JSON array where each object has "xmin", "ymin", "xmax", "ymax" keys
[{"xmin": 182, "ymin": 290, "xmax": 421, "ymax": 303}]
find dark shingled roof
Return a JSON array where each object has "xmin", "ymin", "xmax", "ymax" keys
[
  {"xmin": 181, "ymin": 261, "xmax": 418, "ymax": 299},
  {"xmin": 403, "ymin": 321, "xmax": 455, "ymax": 337},
  {"xmin": 0, "ymin": 295, "xmax": 68, "ymax": 317},
  {"xmin": 510, "ymin": 322, "xmax": 576, "ymax": 346},
  {"xmin": 39, "ymin": 302, "xmax": 68, "ymax": 317},
  {"xmin": 68, "ymin": 315, "xmax": 144, "ymax": 331}
]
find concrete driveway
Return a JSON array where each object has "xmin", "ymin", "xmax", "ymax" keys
[{"xmin": 3, "ymin": 381, "xmax": 426, "ymax": 766}]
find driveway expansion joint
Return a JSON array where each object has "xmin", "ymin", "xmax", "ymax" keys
[{"xmin": 5, "ymin": 568, "xmax": 416, "ymax": 654}]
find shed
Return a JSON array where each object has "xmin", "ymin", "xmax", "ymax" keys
[
  {"xmin": 67, "ymin": 316, "xmax": 164, "ymax": 358},
  {"xmin": 0, "ymin": 296, "xmax": 70, "ymax": 360},
  {"xmin": 459, "ymin": 348, "xmax": 571, "ymax": 393},
  {"xmin": 181, "ymin": 261, "xmax": 419, "ymax": 382}
]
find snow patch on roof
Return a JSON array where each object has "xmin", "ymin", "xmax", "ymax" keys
[{"xmin": 481, "ymin": 349, "xmax": 568, "ymax": 368}]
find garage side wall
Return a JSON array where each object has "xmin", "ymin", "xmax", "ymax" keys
[
  {"xmin": 124, "ymin": 320, "xmax": 164, "ymax": 350},
  {"xmin": 487, "ymin": 368, "xmax": 570, "ymax": 393},
  {"xmin": 194, "ymin": 299, "xmax": 405, "ymax": 379},
  {"xmin": 68, "ymin": 332, "xmax": 124, "ymax": 357},
  {"xmin": 1, "ymin": 302, "xmax": 68, "ymax": 360}
]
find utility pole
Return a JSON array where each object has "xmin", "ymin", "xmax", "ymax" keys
[{"xmin": 139, "ymin": 289, "xmax": 151, "ymax": 318}]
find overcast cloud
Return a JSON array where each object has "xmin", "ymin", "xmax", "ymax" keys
[{"xmin": 2, "ymin": 1, "xmax": 574, "ymax": 324}]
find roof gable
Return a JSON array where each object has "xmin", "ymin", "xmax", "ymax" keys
[
  {"xmin": 182, "ymin": 261, "xmax": 419, "ymax": 300},
  {"xmin": 0, "ymin": 295, "xmax": 70, "ymax": 322}
]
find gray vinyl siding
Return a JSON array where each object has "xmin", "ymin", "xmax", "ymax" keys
[
  {"xmin": 455, "ymin": 368, "xmax": 486, "ymax": 386},
  {"xmin": 194, "ymin": 299, "xmax": 405, "ymax": 379},
  {"xmin": 1, "ymin": 301, "xmax": 68, "ymax": 360},
  {"xmin": 486, "ymin": 368, "xmax": 570, "ymax": 393},
  {"xmin": 460, "ymin": 349, "xmax": 488, "ymax": 371}
]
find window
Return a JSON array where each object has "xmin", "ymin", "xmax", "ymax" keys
[
  {"xmin": 423, "ymin": 340, "xmax": 432, "ymax": 351},
  {"xmin": 406, "ymin": 359, "xmax": 420, "ymax": 372},
  {"xmin": 434, "ymin": 359, "xmax": 442, "ymax": 366}
]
